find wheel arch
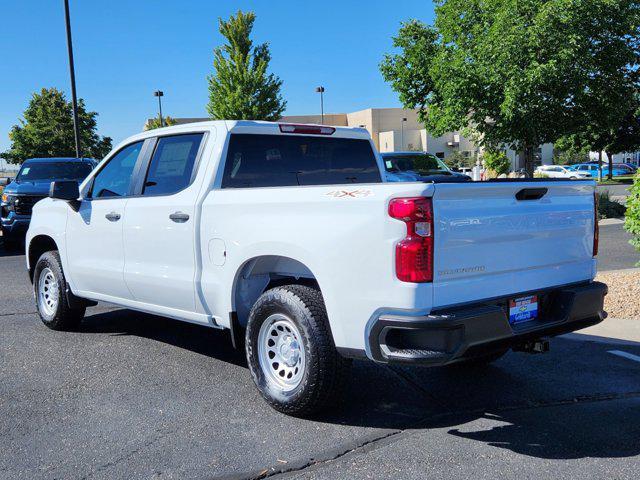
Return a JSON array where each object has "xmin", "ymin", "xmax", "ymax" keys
[
  {"xmin": 28, "ymin": 235, "xmax": 59, "ymax": 282},
  {"xmin": 231, "ymin": 255, "xmax": 321, "ymax": 327}
]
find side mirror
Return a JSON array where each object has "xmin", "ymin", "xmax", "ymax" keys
[
  {"xmin": 49, "ymin": 180, "xmax": 79, "ymax": 201},
  {"xmin": 49, "ymin": 181, "xmax": 81, "ymax": 211}
]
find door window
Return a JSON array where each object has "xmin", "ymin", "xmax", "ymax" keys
[
  {"xmin": 90, "ymin": 141, "xmax": 143, "ymax": 198},
  {"xmin": 142, "ymin": 134, "xmax": 204, "ymax": 196}
]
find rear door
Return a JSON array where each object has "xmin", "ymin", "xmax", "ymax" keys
[
  {"xmin": 431, "ymin": 181, "xmax": 596, "ymax": 308},
  {"xmin": 122, "ymin": 132, "xmax": 207, "ymax": 313}
]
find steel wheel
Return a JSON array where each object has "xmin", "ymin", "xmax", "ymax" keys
[
  {"xmin": 38, "ymin": 267, "xmax": 59, "ymax": 317},
  {"xmin": 257, "ymin": 313, "xmax": 306, "ymax": 392}
]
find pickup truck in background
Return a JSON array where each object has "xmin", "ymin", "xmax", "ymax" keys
[
  {"xmin": 1, "ymin": 157, "xmax": 96, "ymax": 248},
  {"xmin": 25, "ymin": 121, "xmax": 607, "ymax": 416}
]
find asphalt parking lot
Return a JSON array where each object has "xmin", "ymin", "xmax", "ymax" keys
[{"xmin": 1, "ymin": 246, "xmax": 640, "ymax": 479}]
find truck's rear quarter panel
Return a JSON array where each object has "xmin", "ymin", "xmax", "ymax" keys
[{"xmin": 199, "ymin": 182, "xmax": 436, "ymax": 350}]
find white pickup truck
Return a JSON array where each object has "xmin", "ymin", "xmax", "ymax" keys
[{"xmin": 26, "ymin": 121, "xmax": 607, "ymax": 416}]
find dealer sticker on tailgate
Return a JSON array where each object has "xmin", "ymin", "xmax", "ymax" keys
[{"xmin": 509, "ymin": 295, "xmax": 538, "ymax": 324}]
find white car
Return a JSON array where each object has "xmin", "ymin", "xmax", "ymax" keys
[
  {"xmin": 535, "ymin": 165, "xmax": 591, "ymax": 179},
  {"xmin": 25, "ymin": 121, "xmax": 607, "ymax": 416}
]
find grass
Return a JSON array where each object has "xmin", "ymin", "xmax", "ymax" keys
[{"xmin": 597, "ymin": 175, "xmax": 635, "ymax": 185}]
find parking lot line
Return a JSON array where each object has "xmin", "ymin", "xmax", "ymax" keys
[{"xmin": 608, "ymin": 350, "xmax": 640, "ymax": 363}]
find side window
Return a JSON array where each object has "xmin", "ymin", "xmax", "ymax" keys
[
  {"xmin": 90, "ymin": 141, "xmax": 143, "ymax": 198},
  {"xmin": 142, "ymin": 133, "xmax": 204, "ymax": 196}
]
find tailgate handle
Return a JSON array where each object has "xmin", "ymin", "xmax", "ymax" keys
[{"xmin": 516, "ymin": 188, "xmax": 548, "ymax": 201}]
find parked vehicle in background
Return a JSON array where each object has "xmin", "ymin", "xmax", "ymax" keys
[
  {"xmin": 535, "ymin": 165, "xmax": 591, "ymax": 179},
  {"xmin": 573, "ymin": 163, "xmax": 628, "ymax": 177},
  {"xmin": 1, "ymin": 158, "xmax": 96, "ymax": 248},
  {"xmin": 456, "ymin": 167, "xmax": 474, "ymax": 176},
  {"xmin": 26, "ymin": 121, "xmax": 606, "ymax": 416},
  {"xmin": 620, "ymin": 163, "xmax": 638, "ymax": 173},
  {"xmin": 613, "ymin": 163, "xmax": 637, "ymax": 175},
  {"xmin": 382, "ymin": 152, "xmax": 471, "ymax": 182}
]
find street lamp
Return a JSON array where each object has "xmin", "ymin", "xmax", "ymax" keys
[
  {"xmin": 315, "ymin": 86, "xmax": 325, "ymax": 124},
  {"xmin": 63, "ymin": 0, "xmax": 81, "ymax": 158},
  {"xmin": 400, "ymin": 117, "xmax": 407, "ymax": 151},
  {"xmin": 154, "ymin": 90, "xmax": 165, "ymax": 127}
]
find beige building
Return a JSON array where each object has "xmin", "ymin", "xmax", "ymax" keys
[
  {"xmin": 282, "ymin": 108, "xmax": 425, "ymax": 153},
  {"xmin": 283, "ymin": 108, "xmax": 556, "ymax": 169}
]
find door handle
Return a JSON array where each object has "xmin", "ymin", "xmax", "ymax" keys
[
  {"xmin": 105, "ymin": 212, "xmax": 121, "ymax": 222},
  {"xmin": 515, "ymin": 188, "xmax": 548, "ymax": 201},
  {"xmin": 169, "ymin": 212, "xmax": 190, "ymax": 223}
]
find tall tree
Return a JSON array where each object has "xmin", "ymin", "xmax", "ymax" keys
[
  {"xmin": 381, "ymin": 0, "xmax": 640, "ymax": 174},
  {"xmin": 1, "ymin": 88, "xmax": 112, "ymax": 164},
  {"xmin": 144, "ymin": 115, "xmax": 177, "ymax": 130},
  {"xmin": 207, "ymin": 10, "xmax": 286, "ymax": 121},
  {"xmin": 555, "ymin": 101, "xmax": 640, "ymax": 179}
]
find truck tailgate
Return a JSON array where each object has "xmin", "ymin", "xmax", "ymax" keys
[{"xmin": 431, "ymin": 181, "xmax": 596, "ymax": 308}]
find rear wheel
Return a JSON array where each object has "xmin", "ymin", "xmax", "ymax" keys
[
  {"xmin": 34, "ymin": 251, "xmax": 85, "ymax": 330},
  {"xmin": 245, "ymin": 284, "xmax": 351, "ymax": 416}
]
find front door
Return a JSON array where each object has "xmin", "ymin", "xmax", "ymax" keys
[
  {"xmin": 66, "ymin": 141, "xmax": 144, "ymax": 299},
  {"xmin": 123, "ymin": 133, "xmax": 205, "ymax": 313}
]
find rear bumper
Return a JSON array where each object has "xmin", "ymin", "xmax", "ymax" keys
[{"xmin": 365, "ymin": 281, "xmax": 607, "ymax": 365}]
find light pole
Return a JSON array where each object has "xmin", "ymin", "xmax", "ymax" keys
[
  {"xmin": 315, "ymin": 86, "xmax": 325, "ymax": 124},
  {"xmin": 63, "ymin": 0, "xmax": 81, "ymax": 158},
  {"xmin": 400, "ymin": 117, "xmax": 407, "ymax": 151},
  {"xmin": 154, "ymin": 90, "xmax": 164, "ymax": 127}
]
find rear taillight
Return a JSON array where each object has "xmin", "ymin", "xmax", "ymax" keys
[
  {"xmin": 278, "ymin": 124, "xmax": 335, "ymax": 135},
  {"xmin": 593, "ymin": 192, "xmax": 599, "ymax": 256},
  {"xmin": 388, "ymin": 197, "xmax": 433, "ymax": 282}
]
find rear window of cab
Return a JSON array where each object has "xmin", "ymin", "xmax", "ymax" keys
[{"xmin": 221, "ymin": 134, "xmax": 381, "ymax": 188}]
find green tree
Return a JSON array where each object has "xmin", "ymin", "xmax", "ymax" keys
[
  {"xmin": 553, "ymin": 136, "xmax": 591, "ymax": 165},
  {"xmin": 444, "ymin": 151, "xmax": 474, "ymax": 170},
  {"xmin": 207, "ymin": 10, "xmax": 286, "ymax": 121},
  {"xmin": 554, "ymin": 102, "xmax": 640, "ymax": 179},
  {"xmin": 482, "ymin": 150, "xmax": 510, "ymax": 176},
  {"xmin": 625, "ymin": 172, "xmax": 640, "ymax": 262},
  {"xmin": 145, "ymin": 115, "xmax": 177, "ymax": 130},
  {"xmin": 380, "ymin": 0, "xmax": 640, "ymax": 175},
  {"xmin": 1, "ymin": 88, "xmax": 112, "ymax": 164}
]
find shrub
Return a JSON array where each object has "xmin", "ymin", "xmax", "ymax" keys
[
  {"xmin": 624, "ymin": 173, "xmax": 640, "ymax": 258},
  {"xmin": 444, "ymin": 151, "xmax": 474, "ymax": 170},
  {"xmin": 598, "ymin": 190, "xmax": 626, "ymax": 219},
  {"xmin": 482, "ymin": 150, "xmax": 510, "ymax": 176}
]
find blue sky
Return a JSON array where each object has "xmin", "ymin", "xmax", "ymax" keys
[{"xmin": 0, "ymin": 0, "xmax": 435, "ymax": 153}]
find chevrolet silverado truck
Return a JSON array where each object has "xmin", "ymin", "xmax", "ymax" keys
[
  {"xmin": 1, "ymin": 157, "xmax": 96, "ymax": 248},
  {"xmin": 25, "ymin": 121, "xmax": 607, "ymax": 416}
]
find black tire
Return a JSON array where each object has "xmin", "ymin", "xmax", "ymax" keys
[
  {"xmin": 447, "ymin": 348, "xmax": 509, "ymax": 368},
  {"xmin": 245, "ymin": 284, "xmax": 351, "ymax": 417},
  {"xmin": 33, "ymin": 250, "xmax": 85, "ymax": 330}
]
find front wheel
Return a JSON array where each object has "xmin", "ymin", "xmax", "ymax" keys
[
  {"xmin": 245, "ymin": 284, "xmax": 351, "ymax": 417},
  {"xmin": 34, "ymin": 250, "xmax": 85, "ymax": 330}
]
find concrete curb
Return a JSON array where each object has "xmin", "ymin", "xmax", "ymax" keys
[
  {"xmin": 563, "ymin": 317, "xmax": 640, "ymax": 346},
  {"xmin": 598, "ymin": 218, "xmax": 624, "ymax": 226}
]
